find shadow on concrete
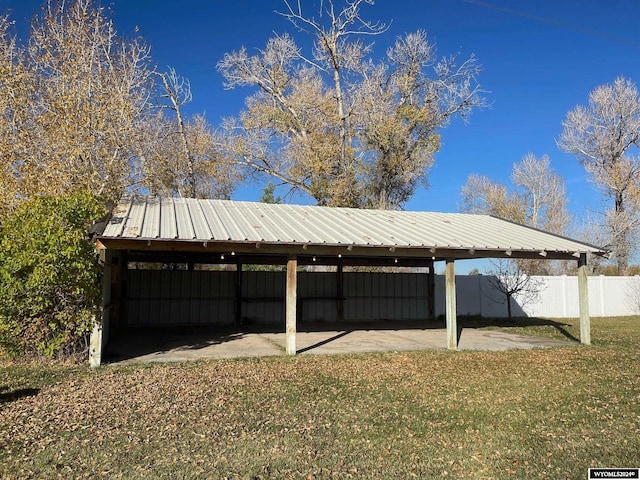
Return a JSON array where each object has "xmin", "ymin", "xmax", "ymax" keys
[
  {"xmin": 105, "ymin": 316, "xmax": 577, "ymax": 363},
  {"xmin": 106, "ymin": 321, "xmax": 436, "ymax": 362},
  {"xmin": 457, "ymin": 316, "xmax": 579, "ymax": 343},
  {"xmin": 297, "ymin": 330, "xmax": 353, "ymax": 354},
  {"xmin": 106, "ymin": 325, "xmax": 251, "ymax": 363}
]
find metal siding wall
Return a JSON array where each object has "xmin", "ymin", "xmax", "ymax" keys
[
  {"xmin": 241, "ymin": 271, "xmax": 285, "ymax": 324},
  {"xmin": 100, "ymin": 250, "xmax": 114, "ymax": 348},
  {"xmin": 343, "ymin": 272, "xmax": 428, "ymax": 321},
  {"xmin": 344, "ymin": 273, "xmax": 364, "ymax": 320},
  {"xmin": 298, "ymin": 272, "xmax": 338, "ymax": 322},
  {"xmin": 125, "ymin": 270, "xmax": 236, "ymax": 326},
  {"xmin": 125, "ymin": 269, "xmax": 639, "ymax": 327},
  {"xmin": 435, "ymin": 274, "xmax": 543, "ymax": 318},
  {"xmin": 434, "ymin": 275, "xmax": 444, "ymax": 317},
  {"xmin": 198, "ymin": 273, "xmax": 210, "ymax": 323}
]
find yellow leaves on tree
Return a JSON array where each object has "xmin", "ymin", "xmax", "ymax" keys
[
  {"xmin": 1, "ymin": 0, "xmax": 237, "ymax": 219},
  {"xmin": 217, "ymin": 3, "xmax": 485, "ymax": 209},
  {"xmin": 10, "ymin": 0, "xmax": 155, "ymax": 207}
]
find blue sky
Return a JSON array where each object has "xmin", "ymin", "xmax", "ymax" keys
[{"xmin": 3, "ymin": 1, "xmax": 639, "ymax": 227}]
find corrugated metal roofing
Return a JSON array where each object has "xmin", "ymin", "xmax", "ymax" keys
[{"xmin": 99, "ymin": 196, "xmax": 607, "ymax": 256}]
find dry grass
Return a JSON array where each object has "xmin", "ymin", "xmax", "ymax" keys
[{"xmin": 1, "ymin": 317, "xmax": 639, "ymax": 479}]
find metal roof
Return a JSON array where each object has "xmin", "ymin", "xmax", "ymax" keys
[{"xmin": 98, "ymin": 196, "xmax": 607, "ymax": 259}]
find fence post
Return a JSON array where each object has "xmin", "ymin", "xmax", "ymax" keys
[{"xmin": 599, "ymin": 275, "xmax": 606, "ymax": 317}]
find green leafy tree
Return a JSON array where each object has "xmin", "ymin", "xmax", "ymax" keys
[
  {"xmin": 260, "ymin": 183, "xmax": 282, "ymax": 204},
  {"xmin": 0, "ymin": 191, "xmax": 105, "ymax": 358}
]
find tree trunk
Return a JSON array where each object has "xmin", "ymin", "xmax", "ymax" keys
[
  {"xmin": 615, "ymin": 191, "xmax": 629, "ymax": 275},
  {"xmin": 161, "ymin": 72, "xmax": 196, "ymax": 198},
  {"xmin": 175, "ymin": 107, "xmax": 196, "ymax": 198}
]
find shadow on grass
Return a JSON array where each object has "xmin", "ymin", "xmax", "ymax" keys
[
  {"xmin": 458, "ymin": 316, "xmax": 579, "ymax": 343},
  {"xmin": 0, "ymin": 386, "xmax": 40, "ymax": 403}
]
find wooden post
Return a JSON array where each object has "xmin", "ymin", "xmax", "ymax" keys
[
  {"xmin": 286, "ymin": 256, "xmax": 298, "ymax": 355},
  {"xmin": 445, "ymin": 258, "xmax": 457, "ymax": 350},
  {"xmin": 578, "ymin": 253, "xmax": 591, "ymax": 345},
  {"xmin": 89, "ymin": 314, "xmax": 103, "ymax": 368},
  {"xmin": 90, "ymin": 249, "xmax": 113, "ymax": 367},
  {"xmin": 336, "ymin": 261, "xmax": 344, "ymax": 322}
]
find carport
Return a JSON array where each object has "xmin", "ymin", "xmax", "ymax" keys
[{"xmin": 90, "ymin": 196, "xmax": 608, "ymax": 366}]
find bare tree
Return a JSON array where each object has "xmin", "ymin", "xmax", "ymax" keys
[
  {"xmin": 279, "ymin": 0, "xmax": 387, "ymax": 174},
  {"xmin": 139, "ymin": 108, "xmax": 239, "ymax": 200},
  {"xmin": 359, "ymin": 30, "xmax": 484, "ymax": 208},
  {"xmin": 460, "ymin": 173, "xmax": 525, "ymax": 222},
  {"xmin": 461, "ymin": 153, "xmax": 569, "ymax": 233},
  {"xmin": 138, "ymin": 68, "xmax": 239, "ymax": 199},
  {"xmin": 558, "ymin": 76, "xmax": 640, "ymax": 274},
  {"xmin": 217, "ymin": 0, "xmax": 484, "ymax": 208},
  {"xmin": 565, "ymin": 211, "xmax": 614, "ymax": 274},
  {"xmin": 461, "ymin": 153, "xmax": 569, "ymax": 275},
  {"xmin": 0, "ymin": 1, "xmax": 239, "ymax": 210},
  {"xmin": 156, "ymin": 68, "xmax": 196, "ymax": 197},
  {"xmin": 486, "ymin": 259, "xmax": 545, "ymax": 319},
  {"xmin": 511, "ymin": 153, "xmax": 569, "ymax": 233}
]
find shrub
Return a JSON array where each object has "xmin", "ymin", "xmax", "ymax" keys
[{"xmin": 0, "ymin": 192, "xmax": 106, "ymax": 359}]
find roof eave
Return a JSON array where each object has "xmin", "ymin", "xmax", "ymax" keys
[{"xmin": 95, "ymin": 237, "xmax": 606, "ymax": 262}]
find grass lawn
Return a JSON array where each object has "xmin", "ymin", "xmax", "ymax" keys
[{"xmin": 1, "ymin": 317, "xmax": 639, "ymax": 479}]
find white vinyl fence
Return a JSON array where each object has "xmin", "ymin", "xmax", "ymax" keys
[{"xmin": 448, "ymin": 275, "xmax": 640, "ymax": 318}]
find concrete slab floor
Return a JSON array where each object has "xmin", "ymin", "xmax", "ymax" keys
[{"xmin": 105, "ymin": 321, "xmax": 572, "ymax": 365}]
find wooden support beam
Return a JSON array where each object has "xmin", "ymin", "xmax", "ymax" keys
[
  {"xmin": 90, "ymin": 250, "xmax": 116, "ymax": 367},
  {"xmin": 89, "ymin": 314, "xmax": 102, "ymax": 368},
  {"xmin": 286, "ymin": 256, "xmax": 297, "ymax": 355},
  {"xmin": 578, "ymin": 253, "xmax": 591, "ymax": 345},
  {"xmin": 445, "ymin": 259, "xmax": 457, "ymax": 350},
  {"xmin": 98, "ymin": 237, "xmax": 587, "ymax": 262}
]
